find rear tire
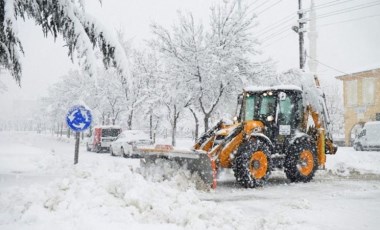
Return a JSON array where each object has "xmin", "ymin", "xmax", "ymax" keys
[
  {"xmin": 95, "ymin": 144, "xmax": 101, "ymax": 153},
  {"xmin": 284, "ymin": 138, "xmax": 318, "ymax": 183},
  {"xmin": 122, "ymin": 148, "xmax": 128, "ymax": 158},
  {"xmin": 86, "ymin": 143, "xmax": 91, "ymax": 152},
  {"xmin": 110, "ymin": 146, "xmax": 115, "ymax": 156},
  {"xmin": 233, "ymin": 138, "xmax": 272, "ymax": 188},
  {"xmin": 353, "ymin": 143, "xmax": 362, "ymax": 151}
]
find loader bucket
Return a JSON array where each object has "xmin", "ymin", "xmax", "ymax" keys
[{"xmin": 138, "ymin": 146, "xmax": 216, "ymax": 189}]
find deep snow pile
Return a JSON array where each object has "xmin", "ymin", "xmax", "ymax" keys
[
  {"xmin": 1, "ymin": 132, "xmax": 380, "ymax": 230},
  {"xmin": 325, "ymin": 147, "xmax": 380, "ymax": 177},
  {"xmin": 0, "ymin": 142, "xmax": 248, "ymax": 230}
]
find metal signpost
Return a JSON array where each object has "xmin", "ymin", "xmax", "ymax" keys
[{"xmin": 66, "ymin": 105, "xmax": 92, "ymax": 164}]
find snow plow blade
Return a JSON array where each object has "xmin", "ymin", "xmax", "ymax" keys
[{"xmin": 137, "ymin": 145, "xmax": 216, "ymax": 188}]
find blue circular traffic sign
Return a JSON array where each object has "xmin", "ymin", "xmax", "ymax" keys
[{"xmin": 66, "ymin": 105, "xmax": 92, "ymax": 132}]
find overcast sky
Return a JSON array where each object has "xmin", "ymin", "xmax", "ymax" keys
[{"xmin": 0, "ymin": 0, "xmax": 379, "ymax": 119}]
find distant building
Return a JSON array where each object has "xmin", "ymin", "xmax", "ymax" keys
[{"xmin": 336, "ymin": 68, "xmax": 380, "ymax": 146}]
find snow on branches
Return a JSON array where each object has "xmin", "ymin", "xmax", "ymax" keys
[
  {"xmin": 0, "ymin": 0, "xmax": 128, "ymax": 84},
  {"xmin": 151, "ymin": 0, "xmax": 267, "ymax": 132}
]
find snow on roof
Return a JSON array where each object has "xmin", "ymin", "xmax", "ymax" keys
[
  {"xmin": 336, "ymin": 67, "xmax": 380, "ymax": 79},
  {"xmin": 244, "ymin": 85, "xmax": 303, "ymax": 92}
]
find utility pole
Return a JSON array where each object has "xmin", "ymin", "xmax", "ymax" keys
[{"xmin": 298, "ymin": 0, "xmax": 306, "ymax": 70}]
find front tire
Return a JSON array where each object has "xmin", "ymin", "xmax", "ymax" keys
[
  {"xmin": 233, "ymin": 138, "xmax": 272, "ymax": 188},
  {"xmin": 121, "ymin": 147, "xmax": 128, "ymax": 158},
  {"xmin": 110, "ymin": 146, "xmax": 115, "ymax": 156},
  {"xmin": 284, "ymin": 137, "xmax": 318, "ymax": 183},
  {"xmin": 95, "ymin": 144, "xmax": 101, "ymax": 153}
]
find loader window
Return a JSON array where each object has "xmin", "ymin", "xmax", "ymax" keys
[
  {"xmin": 245, "ymin": 95, "xmax": 256, "ymax": 120},
  {"xmin": 259, "ymin": 95, "xmax": 276, "ymax": 118},
  {"xmin": 295, "ymin": 96, "xmax": 304, "ymax": 128},
  {"xmin": 278, "ymin": 97, "xmax": 292, "ymax": 125}
]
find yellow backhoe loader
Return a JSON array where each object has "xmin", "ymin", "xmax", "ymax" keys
[{"xmin": 138, "ymin": 84, "xmax": 337, "ymax": 188}]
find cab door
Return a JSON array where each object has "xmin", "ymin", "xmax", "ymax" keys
[{"xmin": 277, "ymin": 92, "xmax": 292, "ymax": 136}]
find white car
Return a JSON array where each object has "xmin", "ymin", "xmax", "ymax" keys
[
  {"xmin": 110, "ymin": 130, "xmax": 153, "ymax": 157},
  {"xmin": 354, "ymin": 121, "xmax": 380, "ymax": 151}
]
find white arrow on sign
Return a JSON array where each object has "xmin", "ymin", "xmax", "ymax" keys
[
  {"xmin": 72, "ymin": 122, "xmax": 86, "ymax": 129},
  {"xmin": 68, "ymin": 111, "xmax": 77, "ymax": 122},
  {"xmin": 81, "ymin": 110, "xmax": 90, "ymax": 122}
]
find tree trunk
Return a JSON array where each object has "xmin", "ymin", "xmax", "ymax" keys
[
  {"xmin": 102, "ymin": 114, "xmax": 105, "ymax": 125},
  {"xmin": 60, "ymin": 122, "xmax": 63, "ymax": 137},
  {"xmin": 204, "ymin": 114, "xmax": 210, "ymax": 132},
  {"xmin": 127, "ymin": 110, "xmax": 134, "ymax": 130},
  {"xmin": 153, "ymin": 119, "xmax": 159, "ymax": 144},
  {"xmin": 172, "ymin": 118, "xmax": 177, "ymax": 147},
  {"xmin": 149, "ymin": 112, "xmax": 153, "ymax": 140},
  {"xmin": 189, "ymin": 108, "xmax": 199, "ymax": 140},
  {"xmin": 172, "ymin": 106, "xmax": 177, "ymax": 147}
]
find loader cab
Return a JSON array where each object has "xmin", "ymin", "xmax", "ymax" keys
[{"xmin": 241, "ymin": 87, "xmax": 304, "ymax": 139}]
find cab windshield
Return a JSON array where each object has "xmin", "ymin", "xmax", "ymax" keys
[
  {"xmin": 244, "ymin": 93, "xmax": 276, "ymax": 121},
  {"xmin": 259, "ymin": 95, "xmax": 276, "ymax": 117}
]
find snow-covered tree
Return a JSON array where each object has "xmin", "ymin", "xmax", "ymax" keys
[
  {"xmin": 322, "ymin": 84, "xmax": 344, "ymax": 137},
  {"xmin": 129, "ymin": 49, "xmax": 166, "ymax": 140},
  {"xmin": 0, "ymin": 0, "xmax": 128, "ymax": 84},
  {"xmin": 151, "ymin": 0, "xmax": 263, "ymax": 132},
  {"xmin": 42, "ymin": 69, "xmax": 94, "ymax": 135},
  {"xmin": 96, "ymin": 68, "xmax": 125, "ymax": 125}
]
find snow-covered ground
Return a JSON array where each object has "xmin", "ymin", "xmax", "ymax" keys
[{"xmin": 1, "ymin": 132, "xmax": 380, "ymax": 230}]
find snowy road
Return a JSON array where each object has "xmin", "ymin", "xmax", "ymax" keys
[{"xmin": 1, "ymin": 132, "xmax": 380, "ymax": 230}]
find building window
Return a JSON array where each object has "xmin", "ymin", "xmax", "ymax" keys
[
  {"xmin": 362, "ymin": 78, "xmax": 376, "ymax": 105},
  {"xmin": 346, "ymin": 80, "xmax": 357, "ymax": 106}
]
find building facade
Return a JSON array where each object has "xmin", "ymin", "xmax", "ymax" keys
[{"xmin": 336, "ymin": 68, "xmax": 380, "ymax": 146}]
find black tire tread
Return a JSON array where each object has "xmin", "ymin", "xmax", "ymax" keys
[
  {"xmin": 232, "ymin": 138, "xmax": 272, "ymax": 188},
  {"xmin": 284, "ymin": 137, "xmax": 318, "ymax": 183}
]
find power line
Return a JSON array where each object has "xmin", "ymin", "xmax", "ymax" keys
[
  {"xmin": 260, "ymin": 0, "xmax": 377, "ymax": 39},
  {"xmin": 256, "ymin": 0, "xmax": 283, "ymax": 16},
  {"xmin": 254, "ymin": 0, "xmax": 277, "ymax": 11},
  {"xmin": 318, "ymin": 14, "xmax": 380, "ymax": 27},
  {"xmin": 306, "ymin": 55, "xmax": 349, "ymax": 75},
  {"xmin": 258, "ymin": 20, "xmax": 295, "ymax": 38},
  {"xmin": 261, "ymin": 26, "xmax": 291, "ymax": 41},
  {"xmin": 262, "ymin": 32, "xmax": 293, "ymax": 47},
  {"xmin": 262, "ymin": 3, "xmax": 380, "ymax": 50},
  {"xmin": 311, "ymin": 0, "xmax": 341, "ymax": 8},
  {"xmin": 304, "ymin": 0, "xmax": 360, "ymax": 12},
  {"xmin": 312, "ymin": 1, "xmax": 380, "ymax": 21},
  {"xmin": 256, "ymin": 12, "xmax": 295, "ymax": 34}
]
